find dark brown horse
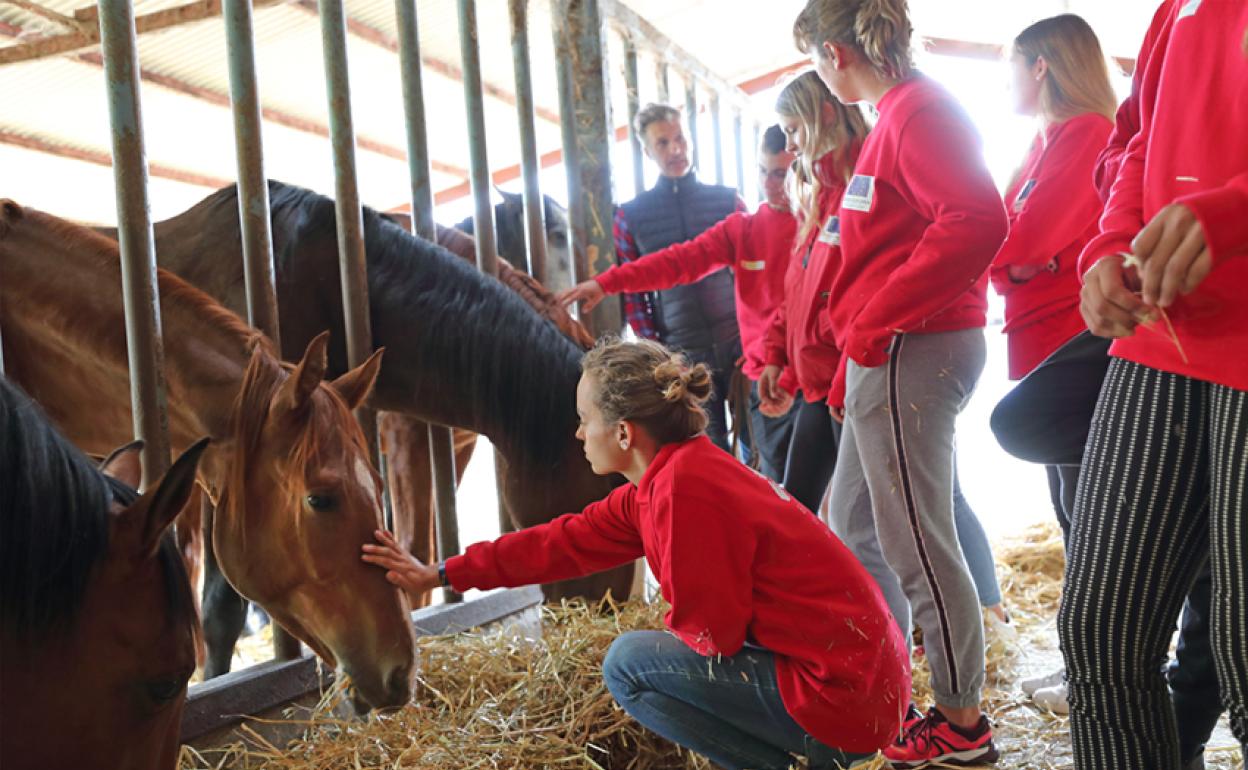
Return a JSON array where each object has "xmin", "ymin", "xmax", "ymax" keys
[
  {"xmin": 1, "ymin": 378, "xmax": 205, "ymax": 770},
  {"xmin": 1, "ymin": 202, "xmax": 416, "ymax": 705}
]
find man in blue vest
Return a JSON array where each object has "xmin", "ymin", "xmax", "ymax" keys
[{"xmin": 612, "ymin": 103, "xmax": 744, "ymax": 452}]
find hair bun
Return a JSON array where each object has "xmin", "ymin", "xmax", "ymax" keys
[{"xmin": 654, "ymin": 358, "xmax": 712, "ymax": 406}]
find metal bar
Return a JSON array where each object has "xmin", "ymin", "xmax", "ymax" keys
[
  {"xmin": 655, "ymin": 59, "xmax": 669, "ymax": 103},
  {"xmin": 710, "ymin": 91, "xmax": 723, "ymax": 185},
  {"xmin": 456, "ymin": 0, "xmax": 498, "ymax": 278},
  {"xmin": 623, "ymin": 35, "xmax": 644, "ymax": 197},
  {"xmin": 97, "ymin": 0, "xmax": 171, "ymax": 487},
  {"xmin": 752, "ymin": 121, "xmax": 761, "ymax": 205},
  {"xmin": 552, "ymin": 0, "xmax": 619, "ymax": 337},
  {"xmin": 427, "ymin": 426, "xmax": 463, "ymax": 603},
  {"xmin": 223, "ymin": 0, "xmax": 279, "ymax": 344},
  {"xmin": 392, "ymin": 0, "xmax": 461, "ymax": 601},
  {"xmin": 733, "ymin": 110, "xmax": 744, "ymax": 196},
  {"xmin": 684, "ymin": 77, "xmax": 698, "ymax": 176},
  {"xmin": 508, "ymin": 0, "xmax": 548, "ymax": 283},
  {"xmin": 317, "ymin": 0, "xmax": 377, "ymax": 451}
]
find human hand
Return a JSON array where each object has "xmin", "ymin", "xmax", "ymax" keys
[
  {"xmin": 828, "ymin": 405, "xmax": 845, "ymax": 424},
  {"xmin": 556, "ymin": 280, "xmax": 607, "ymax": 313},
  {"xmin": 1130, "ymin": 204, "xmax": 1213, "ymax": 308},
  {"xmin": 1079, "ymin": 255, "xmax": 1153, "ymax": 339},
  {"xmin": 361, "ymin": 529, "xmax": 441, "ymax": 599},
  {"xmin": 759, "ymin": 386, "xmax": 794, "ymax": 418}
]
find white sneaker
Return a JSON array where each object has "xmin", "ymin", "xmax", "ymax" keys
[
  {"xmin": 1033, "ymin": 682, "xmax": 1070, "ymax": 715},
  {"xmin": 1020, "ymin": 667, "xmax": 1065, "ymax": 697}
]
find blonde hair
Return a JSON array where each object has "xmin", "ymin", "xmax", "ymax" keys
[
  {"xmin": 581, "ymin": 338, "xmax": 712, "ymax": 446},
  {"xmin": 793, "ymin": 0, "xmax": 914, "ymax": 80},
  {"xmin": 775, "ymin": 71, "xmax": 870, "ymax": 246},
  {"xmin": 1014, "ymin": 15, "xmax": 1117, "ymax": 124}
]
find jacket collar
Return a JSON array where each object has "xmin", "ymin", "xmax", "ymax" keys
[{"xmin": 653, "ymin": 171, "xmax": 699, "ymax": 195}]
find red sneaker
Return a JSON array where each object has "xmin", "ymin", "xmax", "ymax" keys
[{"xmin": 884, "ymin": 706, "xmax": 999, "ymax": 768}]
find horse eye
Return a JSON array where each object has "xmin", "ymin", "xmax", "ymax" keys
[
  {"xmin": 145, "ymin": 676, "xmax": 186, "ymax": 704},
  {"xmin": 305, "ymin": 494, "xmax": 336, "ymax": 512}
]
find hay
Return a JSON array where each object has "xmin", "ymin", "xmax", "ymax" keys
[{"xmin": 180, "ymin": 524, "xmax": 1243, "ymax": 770}]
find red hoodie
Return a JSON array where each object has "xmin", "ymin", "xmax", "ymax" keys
[
  {"xmin": 595, "ymin": 205, "xmax": 797, "ymax": 380},
  {"xmin": 764, "ymin": 146, "xmax": 857, "ymax": 405},
  {"xmin": 991, "ymin": 113, "xmax": 1112, "ymax": 379},
  {"xmin": 445, "ymin": 435, "xmax": 911, "ymax": 754},
  {"xmin": 1079, "ymin": 1, "xmax": 1248, "ymax": 391},
  {"xmin": 825, "ymin": 75, "xmax": 1008, "ymax": 372}
]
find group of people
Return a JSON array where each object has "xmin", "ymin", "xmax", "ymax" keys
[{"xmin": 362, "ymin": 1, "xmax": 1246, "ymax": 768}]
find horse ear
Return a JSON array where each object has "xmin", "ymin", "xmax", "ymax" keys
[
  {"xmin": 99, "ymin": 439, "xmax": 144, "ymax": 489},
  {"xmin": 121, "ymin": 437, "xmax": 210, "ymax": 559},
  {"xmin": 276, "ymin": 330, "xmax": 330, "ymax": 414},
  {"xmin": 330, "ymin": 346, "xmax": 384, "ymax": 410}
]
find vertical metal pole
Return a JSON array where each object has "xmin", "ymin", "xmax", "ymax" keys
[
  {"xmin": 225, "ymin": 0, "xmax": 300, "ymax": 662},
  {"xmin": 710, "ymin": 91, "xmax": 723, "ymax": 185},
  {"xmin": 317, "ymin": 0, "xmax": 377, "ymax": 447},
  {"xmin": 457, "ymin": 0, "xmax": 510, "ymax": 535},
  {"xmin": 457, "ymin": 0, "xmax": 498, "ymax": 278},
  {"xmin": 97, "ymin": 0, "xmax": 171, "ymax": 488},
  {"xmin": 553, "ymin": 0, "xmax": 620, "ymax": 337},
  {"xmin": 394, "ymin": 0, "xmax": 462, "ymax": 595},
  {"xmin": 733, "ymin": 110, "xmax": 745, "ymax": 196},
  {"xmin": 509, "ymin": 0, "xmax": 548, "ymax": 283},
  {"xmin": 656, "ymin": 59, "xmax": 669, "ymax": 103},
  {"xmin": 224, "ymin": 0, "xmax": 279, "ymax": 344},
  {"xmin": 752, "ymin": 121, "xmax": 762, "ymax": 206},
  {"xmin": 623, "ymin": 35, "xmax": 645, "ymax": 197},
  {"xmin": 684, "ymin": 77, "xmax": 699, "ymax": 175}
]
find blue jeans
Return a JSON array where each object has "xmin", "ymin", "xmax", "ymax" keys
[{"xmin": 602, "ymin": 631, "xmax": 869, "ymax": 770}]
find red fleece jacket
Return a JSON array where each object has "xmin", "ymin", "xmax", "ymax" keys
[
  {"xmin": 596, "ymin": 204, "xmax": 797, "ymax": 380},
  {"xmin": 764, "ymin": 146, "xmax": 857, "ymax": 405},
  {"xmin": 445, "ymin": 435, "xmax": 911, "ymax": 754},
  {"xmin": 1079, "ymin": 1, "xmax": 1248, "ymax": 391},
  {"xmin": 991, "ymin": 113, "xmax": 1112, "ymax": 379},
  {"xmin": 824, "ymin": 75, "xmax": 1007, "ymax": 373}
]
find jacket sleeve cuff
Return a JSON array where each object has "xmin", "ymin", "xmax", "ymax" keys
[
  {"xmin": 594, "ymin": 269, "xmax": 623, "ymax": 294},
  {"xmin": 846, "ymin": 331, "xmax": 891, "ymax": 368},
  {"xmin": 1178, "ymin": 179, "xmax": 1248, "ymax": 265},
  {"xmin": 764, "ymin": 347, "xmax": 788, "ymax": 368}
]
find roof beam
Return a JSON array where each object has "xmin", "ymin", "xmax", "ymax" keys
[
  {"xmin": 0, "ymin": 128, "xmax": 232, "ymax": 189},
  {"xmin": 286, "ymin": 0, "xmax": 562, "ymax": 126}
]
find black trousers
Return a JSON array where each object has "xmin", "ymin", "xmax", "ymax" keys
[
  {"xmin": 782, "ymin": 396, "xmax": 841, "ymax": 515},
  {"xmin": 1058, "ymin": 359, "xmax": 1246, "ymax": 769}
]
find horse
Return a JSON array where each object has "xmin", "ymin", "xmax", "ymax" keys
[
  {"xmin": 0, "ymin": 377, "xmax": 205, "ymax": 770},
  {"xmin": 0, "ymin": 201, "xmax": 416, "ymax": 706},
  {"xmin": 377, "ymin": 219, "xmax": 595, "ymax": 608},
  {"xmin": 454, "ymin": 187, "xmax": 575, "ymax": 290}
]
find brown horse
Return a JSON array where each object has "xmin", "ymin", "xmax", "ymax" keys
[
  {"xmin": 377, "ymin": 219, "xmax": 594, "ymax": 608},
  {"xmin": 136, "ymin": 181, "xmax": 631, "ymax": 603},
  {"xmin": 0, "ymin": 201, "xmax": 416, "ymax": 709},
  {"xmin": 1, "ymin": 378, "xmax": 204, "ymax": 770}
]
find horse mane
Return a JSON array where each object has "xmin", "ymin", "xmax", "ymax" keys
[
  {"xmin": 8, "ymin": 204, "xmax": 271, "ymax": 361},
  {"xmin": 265, "ymin": 181, "xmax": 586, "ymax": 465},
  {"xmin": 0, "ymin": 378, "xmax": 196, "ymax": 641}
]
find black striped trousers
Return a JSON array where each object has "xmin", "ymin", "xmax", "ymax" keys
[{"xmin": 1058, "ymin": 358, "xmax": 1247, "ymax": 769}]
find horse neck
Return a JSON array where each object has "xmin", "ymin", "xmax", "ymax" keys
[{"xmin": 1, "ymin": 215, "xmax": 251, "ymax": 448}]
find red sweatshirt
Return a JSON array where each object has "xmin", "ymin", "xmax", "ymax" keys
[
  {"xmin": 596, "ymin": 205, "xmax": 797, "ymax": 380},
  {"xmin": 1094, "ymin": 0, "xmax": 1176, "ymax": 201},
  {"xmin": 764, "ymin": 146, "xmax": 857, "ymax": 405},
  {"xmin": 825, "ymin": 75, "xmax": 1008, "ymax": 371},
  {"xmin": 991, "ymin": 113, "xmax": 1112, "ymax": 379},
  {"xmin": 445, "ymin": 435, "xmax": 910, "ymax": 754},
  {"xmin": 1079, "ymin": 1, "xmax": 1248, "ymax": 391}
]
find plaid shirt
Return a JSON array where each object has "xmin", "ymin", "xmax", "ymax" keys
[{"xmin": 612, "ymin": 197, "xmax": 747, "ymax": 341}]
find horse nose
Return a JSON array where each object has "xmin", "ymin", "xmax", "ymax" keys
[{"xmin": 384, "ymin": 661, "xmax": 414, "ymax": 708}]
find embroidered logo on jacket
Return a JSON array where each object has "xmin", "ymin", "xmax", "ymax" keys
[
  {"xmin": 1012, "ymin": 179, "xmax": 1037, "ymax": 213},
  {"xmin": 818, "ymin": 214, "xmax": 841, "ymax": 245},
  {"xmin": 843, "ymin": 175, "xmax": 875, "ymax": 212},
  {"xmin": 741, "ymin": 260, "xmax": 766, "ymax": 271}
]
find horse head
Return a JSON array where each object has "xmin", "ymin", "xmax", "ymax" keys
[
  {"xmin": 1, "ymin": 380, "xmax": 205, "ymax": 770},
  {"xmin": 212, "ymin": 331, "xmax": 416, "ymax": 712}
]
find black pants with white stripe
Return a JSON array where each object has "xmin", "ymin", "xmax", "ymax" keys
[{"xmin": 1058, "ymin": 358, "xmax": 1248, "ymax": 769}]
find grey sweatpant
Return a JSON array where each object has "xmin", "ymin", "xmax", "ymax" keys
[{"xmin": 829, "ymin": 329, "xmax": 987, "ymax": 709}]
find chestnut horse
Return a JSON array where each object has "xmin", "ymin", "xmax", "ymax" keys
[
  {"xmin": 0, "ymin": 378, "xmax": 204, "ymax": 770},
  {"xmin": 0, "ymin": 201, "xmax": 416, "ymax": 708},
  {"xmin": 139, "ymin": 181, "xmax": 630, "ymax": 598}
]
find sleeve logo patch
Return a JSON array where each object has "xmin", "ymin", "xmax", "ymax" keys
[
  {"xmin": 741, "ymin": 260, "xmax": 766, "ymax": 271},
  {"xmin": 818, "ymin": 214, "xmax": 841, "ymax": 245},
  {"xmin": 1177, "ymin": 0, "xmax": 1201, "ymax": 19},
  {"xmin": 842, "ymin": 175, "xmax": 875, "ymax": 212},
  {"xmin": 1012, "ymin": 179, "xmax": 1037, "ymax": 213}
]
